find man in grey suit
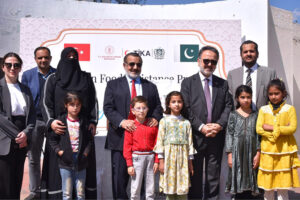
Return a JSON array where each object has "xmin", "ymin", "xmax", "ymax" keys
[
  {"xmin": 181, "ymin": 46, "xmax": 233, "ymax": 200},
  {"xmin": 227, "ymin": 40, "xmax": 277, "ymax": 110}
]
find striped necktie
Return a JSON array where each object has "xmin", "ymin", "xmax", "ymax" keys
[{"xmin": 246, "ymin": 68, "xmax": 252, "ymax": 88}]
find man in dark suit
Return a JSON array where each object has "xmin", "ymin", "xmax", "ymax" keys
[
  {"xmin": 181, "ymin": 46, "xmax": 233, "ymax": 200},
  {"xmin": 103, "ymin": 52, "xmax": 163, "ymax": 199},
  {"xmin": 227, "ymin": 40, "xmax": 276, "ymax": 110},
  {"xmin": 21, "ymin": 47, "xmax": 56, "ymax": 200}
]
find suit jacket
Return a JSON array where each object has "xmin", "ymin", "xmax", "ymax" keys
[
  {"xmin": 103, "ymin": 76, "xmax": 163, "ymax": 151},
  {"xmin": 227, "ymin": 65, "xmax": 276, "ymax": 109},
  {"xmin": 21, "ymin": 66, "xmax": 56, "ymax": 111},
  {"xmin": 180, "ymin": 73, "xmax": 233, "ymax": 152},
  {"xmin": 0, "ymin": 78, "xmax": 36, "ymax": 155}
]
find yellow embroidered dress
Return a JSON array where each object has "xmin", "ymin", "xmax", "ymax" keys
[
  {"xmin": 256, "ymin": 102, "xmax": 300, "ymax": 190},
  {"xmin": 153, "ymin": 115, "xmax": 196, "ymax": 195}
]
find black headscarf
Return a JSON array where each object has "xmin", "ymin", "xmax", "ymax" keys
[{"xmin": 56, "ymin": 47, "xmax": 88, "ymax": 91}]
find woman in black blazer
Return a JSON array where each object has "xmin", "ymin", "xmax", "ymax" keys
[{"xmin": 0, "ymin": 52, "xmax": 35, "ymax": 199}]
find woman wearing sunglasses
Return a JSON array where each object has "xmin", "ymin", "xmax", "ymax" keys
[{"xmin": 0, "ymin": 52, "xmax": 35, "ymax": 198}]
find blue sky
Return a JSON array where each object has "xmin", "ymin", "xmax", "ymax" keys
[
  {"xmin": 112, "ymin": 0, "xmax": 300, "ymax": 23},
  {"xmin": 270, "ymin": 0, "xmax": 300, "ymax": 22}
]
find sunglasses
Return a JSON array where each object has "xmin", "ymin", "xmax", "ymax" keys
[
  {"xmin": 127, "ymin": 62, "xmax": 142, "ymax": 68},
  {"xmin": 4, "ymin": 62, "xmax": 22, "ymax": 69},
  {"xmin": 203, "ymin": 59, "xmax": 218, "ymax": 65}
]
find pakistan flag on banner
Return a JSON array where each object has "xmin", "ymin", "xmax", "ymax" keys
[{"xmin": 180, "ymin": 44, "xmax": 199, "ymax": 62}]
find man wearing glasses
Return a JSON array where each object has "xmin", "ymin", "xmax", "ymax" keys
[
  {"xmin": 21, "ymin": 47, "xmax": 56, "ymax": 200},
  {"xmin": 181, "ymin": 46, "xmax": 233, "ymax": 200},
  {"xmin": 227, "ymin": 40, "xmax": 277, "ymax": 110},
  {"xmin": 103, "ymin": 52, "xmax": 163, "ymax": 199}
]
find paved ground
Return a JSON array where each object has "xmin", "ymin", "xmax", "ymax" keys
[
  {"xmin": 21, "ymin": 158, "xmax": 31, "ymax": 200},
  {"xmin": 20, "ymin": 157, "xmax": 300, "ymax": 200}
]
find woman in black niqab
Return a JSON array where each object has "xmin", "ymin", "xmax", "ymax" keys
[
  {"xmin": 40, "ymin": 47, "xmax": 98, "ymax": 199},
  {"xmin": 56, "ymin": 47, "xmax": 88, "ymax": 91}
]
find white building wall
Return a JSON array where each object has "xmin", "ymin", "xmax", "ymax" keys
[
  {"xmin": 0, "ymin": 0, "xmax": 269, "ymax": 65},
  {"xmin": 270, "ymin": 6, "xmax": 300, "ymax": 145}
]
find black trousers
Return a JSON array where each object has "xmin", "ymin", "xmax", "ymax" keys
[
  {"xmin": 189, "ymin": 140, "xmax": 224, "ymax": 200},
  {"xmin": 111, "ymin": 150, "xmax": 129, "ymax": 200},
  {"xmin": 234, "ymin": 191, "xmax": 262, "ymax": 200},
  {"xmin": 86, "ymin": 138, "xmax": 97, "ymax": 199},
  {"xmin": 0, "ymin": 142, "xmax": 27, "ymax": 199}
]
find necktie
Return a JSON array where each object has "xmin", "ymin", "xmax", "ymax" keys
[
  {"xmin": 131, "ymin": 79, "xmax": 137, "ymax": 100},
  {"xmin": 246, "ymin": 68, "xmax": 252, "ymax": 88},
  {"xmin": 204, "ymin": 78, "xmax": 212, "ymax": 123},
  {"xmin": 128, "ymin": 79, "xmax": 137, "ymax": 120}
]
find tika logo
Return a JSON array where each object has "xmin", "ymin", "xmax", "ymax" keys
[
  {"xmin": 64, "ymin": 43, "xmax": 90, "ymax": 61},
  {"xmin": 180, "ymin": 44, "xmax": 199, "ymax": 62}
]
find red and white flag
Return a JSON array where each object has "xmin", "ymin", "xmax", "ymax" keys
[{"xmin": 64, "ymin": 43, "xmax": 90, "ymax": 61}]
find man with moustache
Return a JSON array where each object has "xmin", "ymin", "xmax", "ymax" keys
[
  {"xmin": 181, "ymin": 46, "xmax": 233, "ymax": 200},
  {"xmin": 103, "ymin": 52, "xmax": 163, "ymax": 199},
  {"xmin": 227, "ymin": 40, "xmax": 276, "ymax": 110},
  {"xmin": 22, "ymin": 47, "xmax": 56, "ymax": 200}
]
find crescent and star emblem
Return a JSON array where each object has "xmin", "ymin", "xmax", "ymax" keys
[{"xmin": 184, "ymin": 48, "xmax": 194, "ymax": 59}]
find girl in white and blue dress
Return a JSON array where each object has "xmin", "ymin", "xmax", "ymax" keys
[{"xmin": 154, "ymin": 91, "xmax": 196, "ymax": 200}]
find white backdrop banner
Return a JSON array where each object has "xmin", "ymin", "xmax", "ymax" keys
[{"xmin": 20, "ymin": 18, "xmax": 241, "ymax": 135}]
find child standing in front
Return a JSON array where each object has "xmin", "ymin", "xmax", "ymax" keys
[
  {"xmin": 154, "ymin": 91, "xmax": 196, "ymax": 200},
  {"xmin": 123, "ymin": 96, "xmax": 159, "ymax": 200},
  {"xmin": 49, "ymin": 92, "xmax": 92, "ymax": 200},
  {"xmin": 225, "ymin": 85, "xmax": 261, "ymax": 199},
  {"xmin": 256, "ymin": 79, "xmax": 300, "ymax": 200}
]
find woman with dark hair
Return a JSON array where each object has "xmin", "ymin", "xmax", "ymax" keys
[
  {"xmin": 40, "ymin": 47, "xmax": 98, "ymax": 199},
  {"xmin": 0, "ymin": 52, "xmax": 35, "ymax": 198}
]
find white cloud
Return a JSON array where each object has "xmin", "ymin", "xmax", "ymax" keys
[
  {"xmin": 292, "ymin": 8, "xmax": 300, "ymax": 23},
  {"xmin": 293, "ymin": 8, "xmax": 300, "ymax": 16}
]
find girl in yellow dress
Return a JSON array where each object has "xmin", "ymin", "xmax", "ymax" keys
[
  {"xmin": 153, "ymin": 91, "xmax": 196, "ymax": 200},
  {"xmin": 256, "ymin": 79, "xmax": 300, "ymax": 200}
]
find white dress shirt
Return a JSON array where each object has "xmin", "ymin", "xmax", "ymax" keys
[
  {"xmin": 198, "ymin": 72, "xmax": 213, "ymax": 131},
  {"xmin": 7, "ymin": 83, "xmax": 26, "ymax": 116},
  {"xmin": 199, "ymin": 72, "xmax": 213, "ymax": 100},
  {"xmin": 119, "ymin": 75, "xmax": 143, "ymax": 127},
  {"xmin": 125, "ymin": 75, "xmax": 143, "ymax": 96}
]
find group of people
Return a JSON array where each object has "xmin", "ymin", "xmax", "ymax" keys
[
  {"xmin": 0, "ymin": 47, "xmax": 98, "ymax": 199},
  {"xmin": 103, "ymin": 40, "xmax": 300, "ymax": 200},
  {"xmin": 0, "ymin": 39, "xmax": 299, "ymax": 200}
]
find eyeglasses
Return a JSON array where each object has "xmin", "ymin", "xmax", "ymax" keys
[
  {"xmin": 4, "ymin": 63, "xmax": 21, "ymax": 69},
  {"xmin": 202, "ymin": 59, "xmax": 218, "ymax": 65},
  {"xmin": 133, "ymin": 107, "xmax": 148, "ymax": 112},
  {"xmin": 127, "ymin": 62, "xmax": 142, "ymax": 68}
]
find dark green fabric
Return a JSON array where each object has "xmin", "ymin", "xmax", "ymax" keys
[{"xmin": 225, "ymin": 111, "xmax": 261, "ymax": 195}]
